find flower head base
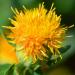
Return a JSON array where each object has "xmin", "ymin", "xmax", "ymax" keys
[{"xmin": 8, "ymin": 3, "xmax": 66, "ymax": 63}]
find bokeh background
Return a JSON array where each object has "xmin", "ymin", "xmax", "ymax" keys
[{"xmin": 0, "ymin": 0, "xmax": 75, "ymax": 75}]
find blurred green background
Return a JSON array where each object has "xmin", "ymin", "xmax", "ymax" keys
[{"xmin": 0, "ymin": 0, "xmax": 75, "ymax": 75}]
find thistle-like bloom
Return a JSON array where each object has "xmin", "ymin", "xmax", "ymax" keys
[{"xmin": 8, "ymin": 3, "xmax": 66, "ymax": 62}]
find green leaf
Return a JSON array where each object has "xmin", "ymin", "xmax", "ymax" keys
[
  {"xmin": 16, "ymin": 63, "xmax": 25, "ymax": 75},
  {"xmin": 0, "ymin": 0, "xmax": 12, "ymax": 26},
  {"xmin": 6, "ymin": 65, "xmax": 15, "ymax": 75},
  {"xmin": 59, "ymin": 45, "xmax": 71, "ymax": 53},
  {"xmin": 20, "ymin": 0, "xmax": 42, "ymax": 9},
  {"xmin": 54, "ymin": 0, "xmax": 75, "ymax": 14},
  {"xmin": 6, "ymin": 64, "xmax": 21, "ymax": 75},
  {"xmin": 12, "ymin": 0, "xmax": 43, "ymax": 10},
  {"xmin": 0, "ymin": 64, "xmax": 12, "ymax": 75},
  {"xmin": 34, "ymin": 72, "xmax": 40, "ymax": 75}
]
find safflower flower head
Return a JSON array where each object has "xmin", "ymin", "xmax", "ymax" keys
[{"xmin": 7, "ymin": 3, "xmax": 66, "ymax": 63}]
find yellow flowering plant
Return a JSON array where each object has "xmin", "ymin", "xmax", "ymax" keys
[
  {"xmin": 6, "ymin": 3, "xmax": 66, "ymax": 63},
  {"xmin": 0, "ymin": 3, "xmax": 72, "ymax": 75}
]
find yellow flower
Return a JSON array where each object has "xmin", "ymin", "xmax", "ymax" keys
[
  {"xmin": 8, "ymin": 3, "xmax": 66, "ymax": 62},
  {"xmin": 0, "ymin": 37, "xmax": 18, "ymax": 64}
]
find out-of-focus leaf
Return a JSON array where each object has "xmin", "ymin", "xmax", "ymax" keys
[
  {"xmin": 59, "ymin": 45, "xmax": 71, "ymax": 53},
  {"xmin": 13, "ymin": 0, "xmax": 43, "ymax": 9},
  {"xmin": 0, "ymin": 0, "xmax": 13, "ymax": 36},
  {"xmin": 16, "ymin": 63, "xmax": 25, "ymax": 75},
  {"xmin": 6, "ymin": 65, "xmax": 15, "ymax": 75},
  {"xmin": 54, "ymin": 0, "xmax": 75, "ymax": 14},
  {"xmin": 62, "ymin": 29, "xmax": 75, "ymax": 61},
  {"xmin": 20, "ymin": 0, "xmax": 42, "ymax": 9},
  {"xmin": 0, "ymin": 0, "xmax": 12, "ymax": 26},
  {"xmin": 34, "ymin": 72, "xmax": 40, "ymax": 75},
  {"xmin": 0, "ymin": 64, "xmax": 12, "ymax": 75},
  {"xmin": 34, "ymin": 65, "xmax": 40, "ymax": 71},
  {"xmin": 48, "ymin": 66, "xmax": 73, "ymax": 75}
]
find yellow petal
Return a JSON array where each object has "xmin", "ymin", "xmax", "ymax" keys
[{"xmin": 0, "ymin": 37, "xmax": 18, "ymax": 64}]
